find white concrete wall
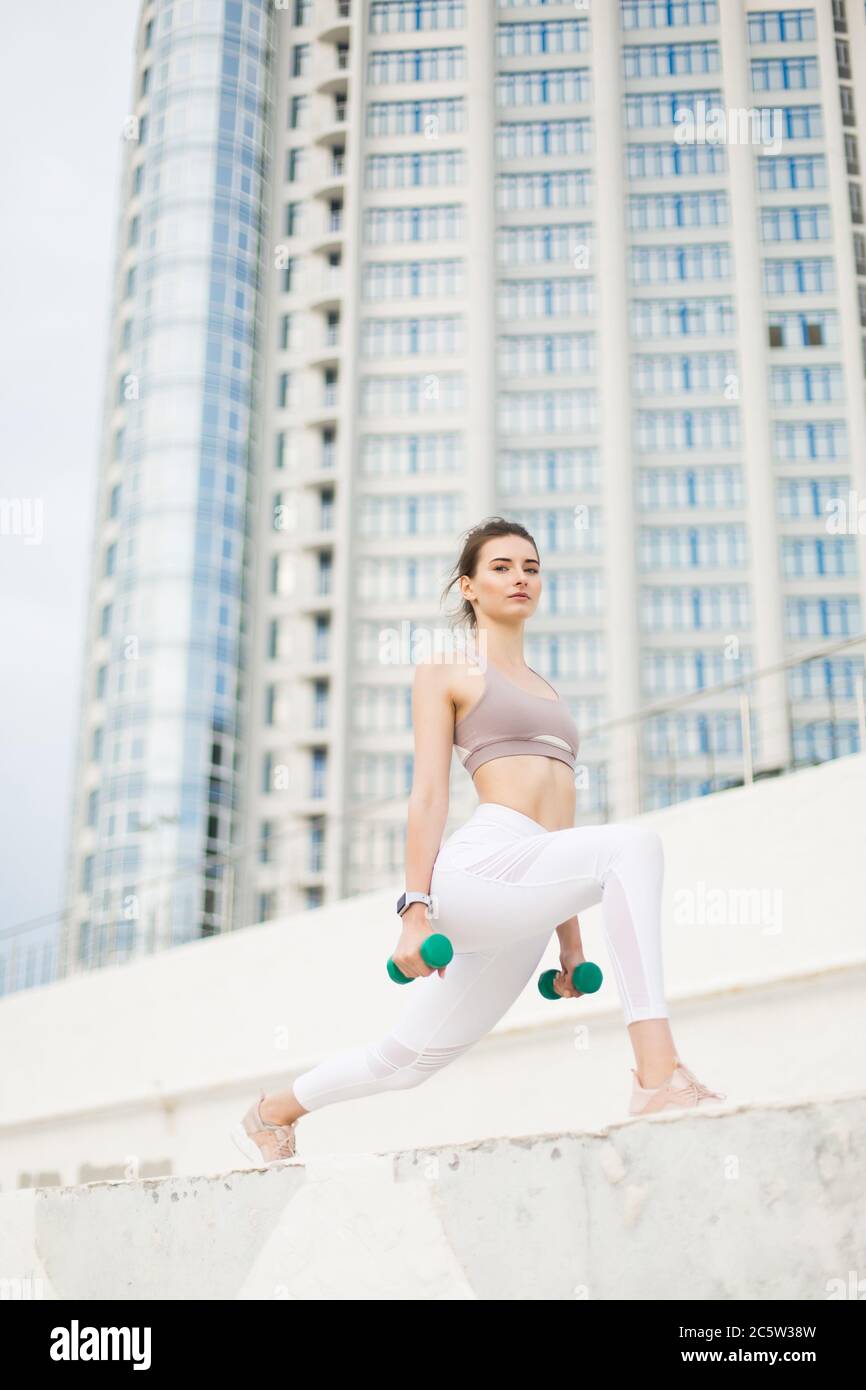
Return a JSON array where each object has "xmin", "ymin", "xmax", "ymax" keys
[
  {"xmin": 2, "ymin": 1095, "xmax": 864, "ymax": 1300},
  {"xmin": 2, "ymin": 753, "xmax": 865, "ymax": 1191}
]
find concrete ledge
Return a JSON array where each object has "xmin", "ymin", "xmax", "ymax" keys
[{"xmin": 2, "ymin": 1092, "xmax": 864, "ymax": 1300}]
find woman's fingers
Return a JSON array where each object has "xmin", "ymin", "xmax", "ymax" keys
[{"xmin": 555, "ymin": 969, "xmax": 582, "ymax": 998}]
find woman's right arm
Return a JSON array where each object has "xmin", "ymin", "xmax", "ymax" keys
[{"xmin": 392, "ymin": 661, "xmax": 455, "ymax": 980}]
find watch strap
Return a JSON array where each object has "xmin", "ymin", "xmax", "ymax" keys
[{"xmin": 397, "ymin": 890, "xmax": 433, "ymax": 916}]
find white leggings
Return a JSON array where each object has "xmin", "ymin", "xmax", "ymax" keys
[{"xmin": 291, "ymin": 802, "xmax": 669, "ymax": 1112}]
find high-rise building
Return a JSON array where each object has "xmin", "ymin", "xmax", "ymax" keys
[{"xmin": 64, "ymin": 0, "xmax": 866, "ymax": 971}]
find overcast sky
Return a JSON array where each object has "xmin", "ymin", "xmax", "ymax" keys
[{"xmin": 0, "ymin": 1, "xmax": 140, "ymax": 935}]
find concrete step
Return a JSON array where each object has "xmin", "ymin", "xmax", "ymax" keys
[{"xmin": 2, "ymin": 1091, "xmax": 864, "ymax": 1300}]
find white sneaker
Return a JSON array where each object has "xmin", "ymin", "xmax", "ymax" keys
[
  {"xmin": 628, "ymin": 1058, "xmax": 727, "ymax": 1117},
  {"xmin": 230, "ymin": 1090, "xmax": 299, "ymax": 1166}
]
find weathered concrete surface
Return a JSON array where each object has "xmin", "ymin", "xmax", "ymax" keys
[{"xmin": 2, "ymin": 1094, "xmax": 863, "ymax": 1300}]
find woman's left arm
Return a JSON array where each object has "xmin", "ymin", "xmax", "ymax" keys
[
  {"xmin": 554, "ymin": 916, "xmax": 586, "ymax": 996},
  {"xmin": 556, "ymin": 915, "xmax": 583, "ymax": 956}
]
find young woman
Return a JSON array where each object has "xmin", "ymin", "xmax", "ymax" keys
[{"xmin": 231, "ymin": 518, "xmax": 725, "ymax": 1166}]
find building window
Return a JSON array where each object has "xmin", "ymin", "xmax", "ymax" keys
[
  {"xmin": 844, "ymin": 133, "xmax": 859, "ymax": 175},
  {"xmin": 259, "ymin": 821, "xmax": 273, "ymax": 864},
  {"xmin": 747, "ymin": 9, "xmax": 817, "ymax": 44},
  {"xmin": 257, "ymin": 892, "xmax": 276, "ymax": 922},
  {"xmin": 289, "ymin": 94, "xmax": 308, "ymax": 129},
  {"xmin": 311, "ymin": 748, "xmax": 327, "ymax": 799},
  {"xmin": 309, "ymin": 818, "xmax": 325, "ymax": 873}
]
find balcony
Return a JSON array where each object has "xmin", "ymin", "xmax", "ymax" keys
[
  {"xmin": 314, "ymin": 43, "xmax": 350, "ymax": 92},
  {"xmin": 316, "ymin": 0, "xmax": 351, "ymax": 45},
  {"xmin": 309, "ymin": 140, "xmax": 346, "ymax": 204},
  {"xmin": 305, "ymin": 338, "xmax": 341, "ymax": 373},
  {"xmin": 307, "ymin": 267, "xmax": 343, "ymax": 309}
]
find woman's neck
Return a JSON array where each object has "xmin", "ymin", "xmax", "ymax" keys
[{"xmin": 469, "ymin": 626, "xmax": 526, "ymax": 669}]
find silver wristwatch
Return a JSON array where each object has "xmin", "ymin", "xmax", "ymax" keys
[{"xmin": 397, "ymin": 890, "xmax": 433, "ymax": 917}]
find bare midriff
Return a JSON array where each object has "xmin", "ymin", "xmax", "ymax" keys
[
  {"xmin": 469, "ymin": 755, "xmax": 576, "ymax": 832},
  {"xmin": 451, "ymin": 668, "xmax": 576, "ymax": 831}
]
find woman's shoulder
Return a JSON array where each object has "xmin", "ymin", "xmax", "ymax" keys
[{"xmin": 413, "ymin": 656, "xmax": 484, "ymax": 723}]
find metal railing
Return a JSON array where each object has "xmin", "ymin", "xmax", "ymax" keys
[{"xmin": 577, "ymin": 631, "xmax": 865, "ymax": 817}]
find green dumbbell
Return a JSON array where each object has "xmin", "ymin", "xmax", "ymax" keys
[
  {"xmin": 387, "ymin": 933, "xmax": 454, "ymax": 984},
  {"xmin": 538, "ymin": 961, "xmax": 603, "ymax": 1000}
]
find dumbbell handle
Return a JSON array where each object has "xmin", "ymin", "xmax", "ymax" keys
[
  {"xmin": 387, "ymin": 932, "xmax": 454, "ymax": 984},
  {"xmin": 538, "ymin": 960, "xmax": 603, "ymax": 1000}
]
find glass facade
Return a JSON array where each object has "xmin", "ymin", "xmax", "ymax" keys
[{"xmin": 67, "ymin": 0, "xmax": 273, "ymax": 966}]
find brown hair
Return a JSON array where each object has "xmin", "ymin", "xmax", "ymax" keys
[{"xmin": 441, "ymin": 516, "xmax": 540, "ymax": 632}]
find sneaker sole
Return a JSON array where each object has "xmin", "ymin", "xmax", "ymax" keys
[
  {"xmin": 230, "ymin": 1123, "xmax": 276, "ymax": 1166},
  {"xmin": 627, "ymin": 1098, "xmax": 727, "ymax": 1119}
]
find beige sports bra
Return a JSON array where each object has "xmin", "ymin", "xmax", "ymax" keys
[{"xmin": 453, "ymin": 659, "xmax": 580, "ymax": 779}]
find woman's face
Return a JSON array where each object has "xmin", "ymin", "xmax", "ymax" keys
[{"xmin": 460, "ymin": 535, "xmax": 541, "ymax": 625}]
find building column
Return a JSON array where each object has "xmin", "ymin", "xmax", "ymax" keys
[
  {"xmin": 592, "ymin": 0, "xmax": 641, "ymax": 817},
  {"xmin": 719, "ymin": 0, "xmax": 789, "ymax": 773}
]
